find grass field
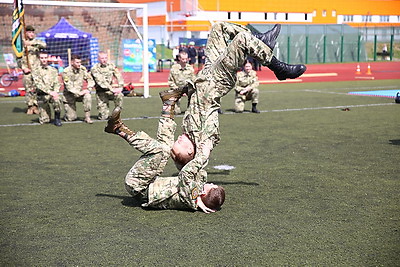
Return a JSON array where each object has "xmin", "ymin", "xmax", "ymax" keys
[{"xmin": 1, "ymin": 79, "xmax": 399, "ymax": 266}]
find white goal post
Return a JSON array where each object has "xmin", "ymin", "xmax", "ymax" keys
[{"xmin": 1, "ymin": 0, "xmax": 150, "ymax": 98}]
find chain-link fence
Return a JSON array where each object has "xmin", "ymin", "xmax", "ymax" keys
[{"xmin": 248, "ymin": 24, "xmax": 399, "ymax": 64}]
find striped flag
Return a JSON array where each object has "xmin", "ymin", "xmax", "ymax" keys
[{"xmin": 12, "ymin": 0, "xmax": 25, "ymax": 58}]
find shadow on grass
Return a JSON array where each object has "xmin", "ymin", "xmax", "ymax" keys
[
  {"xmin": 95, "ymin": 193, "xmax": 197, "ymax": 212},
  {"xmin": 96, "ymin": 193, "xmax": 142, "ymax": 207},
  {"xmin": 12, "ymin": 107, "xmax": 26, "ymax": 113},
  {"xmin": 211, "ymin": 181, "xmax": 259, "ymax": 186},
  {"xmin": 389, "ymin": 139, "xmax": 400, "ymax": 145}
]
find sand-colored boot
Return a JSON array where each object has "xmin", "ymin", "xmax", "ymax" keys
[{"xmin": 104, "ymin": 107, "xmax": 135, "ymax": 136}]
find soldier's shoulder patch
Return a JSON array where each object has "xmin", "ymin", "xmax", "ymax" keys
[{"xmin": 191, "ymin": 187, "xmax": 199, "ymax": 200}]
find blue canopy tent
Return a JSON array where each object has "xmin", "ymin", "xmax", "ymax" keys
[{"xmin": 37, "ymin": 17, "xmax": 95, "ymax": 68}]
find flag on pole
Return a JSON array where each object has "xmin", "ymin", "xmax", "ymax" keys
[{"xmin": 12, "ymin": 0, "xmax": 24, "ymax": 58}]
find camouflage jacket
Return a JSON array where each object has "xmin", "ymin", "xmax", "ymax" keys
[
  {"xmin": 32, "ymin": 65, "xmax": 60, "ymax": 94},
  {"xmin": 136, "ymin": 117, "xmax": 207, "ymax": 211},
  {"xmin": 235, "ymin": 69, "xmax": 259, "ymax": 93},
  {"xmin": 144, "ymin": 152, "xmax": 208, "ymax": 211},
  {"xmin": 168, "ymin": 63, "xmax": 196, "ymax": 89},
  {"xmin": 62, "ymin": 65, "xmax": 94, "ymax": 97},
  {"xmin": 20, "ymin": 38, "xmax": 46, "ymax": 69},
  {"xmin": 91, "ymin": 62, "xmax": 124, "ymax": 92}
]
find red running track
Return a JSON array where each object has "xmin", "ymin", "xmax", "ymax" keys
[{"xmin": 1, "ymin": 61, "xmax": 399, "ymax": 93}]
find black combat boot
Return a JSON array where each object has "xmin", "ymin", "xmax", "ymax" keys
[
  {"xmin": 267, "ymin": 56, "xmax": 307, "ymax": 81},
  {"xmin": 54, "ymin": 111, "xmax": 62, "ymax": 126},
  {"xmin": 253, "ymin": 24, "xmax": 281, "ymax": 50},
  {"xmin": 251, "ymin": 103, "xmax": 260, "ymax": 113}
]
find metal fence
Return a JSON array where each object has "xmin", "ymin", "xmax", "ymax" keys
[{"xmin": 248, "ymin": 24, "xmax": 399, "ymax": 64}]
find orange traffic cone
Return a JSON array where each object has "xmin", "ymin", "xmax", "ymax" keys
[
  {"xmin": 366, "ymin": 64, "xmax": 372, "ymax": 75},
  {"xmin": 355, "ymin": 64, "xmax": 361, "ymax": 74}
]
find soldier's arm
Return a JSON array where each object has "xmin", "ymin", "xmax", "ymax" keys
[
  {"xmin": 189, "ymin": 66, "xmax": 196, "ymax": 82},
  {"xmin": 167, "ymin": 69, "xmax": 178, "ymax": 89},
  {"xmin": 52, "ymin": 68, "xmax": 61, "ymax": 93},
  {"xmin": 251, "ymin": 71, "xmax": 259, "ymax": 90},
  {"xmin": 91, "ymin": 66, "xmax": 112, "ymax": 90},
  {"xmin": 113, "ymin": 67, "xmax": 124, "ymax": 88},
  {"xmin": 157, "ymin": 117, "xmax": 177, "ymax": 149},
  {"xmin": 235, "ymin": 73, "xmax": 245, "ymax": 93},
  {"xmin": 85, "ymin": 71, "xmax": 95, "ymax": 91},
  {"xmin": 30, "ymin": 39, "xmax": 46, "ymax": 49},
  {"xmin": 32, "ymin": 70, "xmax": 47, "ymax": 93}
]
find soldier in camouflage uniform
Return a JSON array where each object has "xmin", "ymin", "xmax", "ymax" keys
[
  {"xmin": 62, "ymin": 54, "xmax": 94, "ymax": 124},
  {"xmin": 104, "ymin": 92, "xmax": 225, "ymax": 213},
  {"xmin": 173, "ymin": 22, "xmax": 306, "ymax": 168},
  {"xmin": 91, "ymin": 51, "xmax": 124, "ymax": 120},
  {"xmin": 168, "ymin": 51, "xmax": 196, "ymax": 114},
  {"xmin": 20, "ymin": 25, "xmax": 46, "ymax": 115},
  {"xmin": 234, "ymin": 61, "xmax": 260, "ymax": 113},
  {"xmin": 33, "ymin": 51, "xmax": 63, "ymax": 126}
]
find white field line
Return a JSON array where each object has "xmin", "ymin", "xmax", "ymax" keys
[{"xmin": 0, "ymin": 102, "xmax": 395, "ymax": 127}]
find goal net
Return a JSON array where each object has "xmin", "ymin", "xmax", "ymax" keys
[{"xmin": 0, "ymin": 0, "xmax": 150, "ymax": 97}]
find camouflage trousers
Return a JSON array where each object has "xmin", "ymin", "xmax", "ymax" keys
[
  {"xmin": 199, "ymin": 21, "xmax": 273, "ymax": 98},
  {"xmin": 22, "ymin": 73, "xmax": 37, "ymax": 107},
  {"xmin": 95, "ymin": 91, "xmax": 123, "ymax": 120},
  {"xmin": 183, "ymin": 22, "xmax": 273, "ymax": 147},
  {"xmin": 37, "ymin": 94, "xmax": 62, "ymax": 124},
  {"xmin": 234, "ymin": 88, "xmax": 259, "ymax": 112},
  {"xmin": 123, "ymin": 131, "xmax": 170, "ymax": 198},
  {"xmin": 63, "ymin": 91, "xmax": 92, "ymax": 121}
]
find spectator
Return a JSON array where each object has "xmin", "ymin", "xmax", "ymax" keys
[
  {"xmin": 234, "ymin": 61, "xmax": 260, "ymax": 113},
  {"xmin": 20, "ymin": 25, "xmax": 46, "ymax": 115},
  {"xmin": 91, "ymin": 51, "xmax": 124, "ymax": 120},
  {"xmin": 32, "ymin": 50, "xmax": 62, "ymax": 126},
  {"xmin": 62, "ymin": 54, "xmax": 94, "ymax": 124},
  {"xmin": 167, "ymin": 51, "xmax": 196, "ymax": 114}
]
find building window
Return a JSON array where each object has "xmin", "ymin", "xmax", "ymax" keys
[
  {"xmin": 228, "ymin": 12, "xmax": 231, "ymax": 20},
  {"xmin": 322, "ymin": 10, "xmax": 326, "ymax": 17},
  {"xmin": 274, "ymin": 13, "xmax": 277, "ymax": 20},
  {"xmin": 265, "ymin": 12, "xmax": 268, "ymax": 20},
  {"xmin": 343, "ymin": 15, "xmax": 354, "ymax": 22},
  {"xmin": 238, "ymin": 12, "xmax": 241, "ymax": 20},
  {"xmin": 380, "ymin": 15, "xmax": 389, "ymax": 22},
  {"xmin": 305, "ymin": 13, "xmax": 308, "ymax": 20},
  {"xmin": 332, "ymin": 10, "xmax": 336, "ymax": 17},
  {"xmin": 285, "ymin": 13, "xmax": 288, "ymax": 20}
]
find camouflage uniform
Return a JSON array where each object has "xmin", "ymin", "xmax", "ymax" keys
[
  {"xmin": 234, "ymin": 69, "xmax": 260, "ymax": 112},
  {"xmin": 32, "ymin": 65, "xmax": 62, "ymax": 124},
  {"xmin": 182, "ymin": 22, "xmax": 273, "ymax": 151},
  {"xmin": 62, "ymin": 65, "xmax": 94, "ymax": 121},
  {"xmin": 124, "ymin": 117, "xmax": 207, "ymax": 211},
  {"xmin": 168, "ymin": 62, "xmax": 196, "ymax": 114},
  {"xmin": 20, "ymin": 38, "xmax": 46, "ymax": 109},
  {"xmin": 91, "ymin": 62, "xmax": 124, "ymax": 120}
]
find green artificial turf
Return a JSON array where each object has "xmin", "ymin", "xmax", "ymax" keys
[{"xmin": 0, "ymin": 80, "xmax": 399, "ymax": 265}]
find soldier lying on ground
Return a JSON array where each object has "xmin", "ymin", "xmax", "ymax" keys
[{"xmin": 104, "ymin": 95, "xmax": 225, "ymax": 213}]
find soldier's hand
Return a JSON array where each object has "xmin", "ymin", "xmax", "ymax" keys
[
  {"xmin": 113, "ymin": 87, "xmax": 122, "ymax": 95},
  {"xmin": 81, "ymin": 89, "xmax": 90, "ymax": 95},
  {"xmin": 49, "ymin": 91, "xmax": 59, "ymax": 100},
  {"xmin": 23, "ymin": 68, "xmax": 31, "ymax": 74},
  {"xmin": 196, "ymin": 196, "xmax": 216, "ymax": 214}
]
